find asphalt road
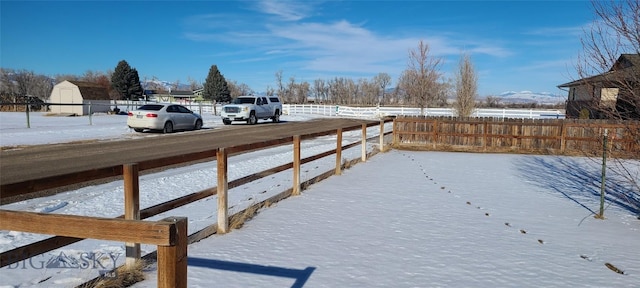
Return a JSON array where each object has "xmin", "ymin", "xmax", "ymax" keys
[{"xmin": 0, "ymin": 118, "xmax": 376, "ymax": 190}]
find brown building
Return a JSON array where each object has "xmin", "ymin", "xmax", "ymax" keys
[{"xmin": 558, "ymin": 54, "xmax": 639, "ymax": 119}]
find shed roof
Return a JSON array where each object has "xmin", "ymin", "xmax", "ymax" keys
[
  {"xmin": 170, "ymin": 90, "xmax": 195, "ymax": 96},
  {"xmin": 66, "ymin": 80, "xmax": 111, "ymax": 100}
]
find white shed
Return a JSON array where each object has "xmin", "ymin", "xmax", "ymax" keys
[{"xmin": 49, "ymin": 80, "xmax": 112, "ymax": 115}]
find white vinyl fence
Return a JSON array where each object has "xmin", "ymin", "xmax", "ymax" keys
[
  {"xmin": 114, "ymin": 101, "xmax": 564, "ymax": 120},
  {"xmin": 283, "ymin": 104, "xmax": 565, "ymax": 119}
]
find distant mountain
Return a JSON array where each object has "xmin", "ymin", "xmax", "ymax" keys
[
  {"xmin": 141, "ymin": 79, "xmax": 191, "ymax": 92},
  {"xmin": 493, "ymin": 91, "xmax": 565, "ymax": 105}
]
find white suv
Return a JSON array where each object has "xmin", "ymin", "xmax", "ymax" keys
[{"xmin": 221, "ymin": 96, "xmax": 282, "ymax": 125}]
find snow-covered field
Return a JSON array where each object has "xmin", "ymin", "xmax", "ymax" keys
[{"xmin": 1, "ymin": 112, "xmax": 638, "ymax": 287}]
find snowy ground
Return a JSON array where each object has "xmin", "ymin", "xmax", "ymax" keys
[{"xmin": 1, "ymin": 111, "xmax": 639, "ymax": 287}]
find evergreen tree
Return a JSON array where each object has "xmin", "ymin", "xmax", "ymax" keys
[
  {"xmin": 111, "ymin": 60, "xmax": 144, "ymax": 100},
  {"xmin": 203, "ymin": 65, "xmax": 231, "ymax": 102},
  {"xmin": 126, "ymin": 68, "xmax": 143, "ymax": 100}
]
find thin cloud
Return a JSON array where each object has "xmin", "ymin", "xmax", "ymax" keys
[
  {"xmin": 526, "ymin": 24, "xmax": 587, "ymax": 37},
  {"xmin": 183, "ymin": 13, "xmax": 246, "ymax": 30},
  {"xmin": 254, "ymin": 0, "xmax": 315, "ymax": 21},
  {"xmin": 467, "ymin": 46, "xmax": 512, "ymax": 58},
  {"xmin": 515, "ymin": 59, "xmax": 574, "ymax": 72},
  {"xmin": 181, "ymin": 4, "xmax": 513, "ymax": 80}
]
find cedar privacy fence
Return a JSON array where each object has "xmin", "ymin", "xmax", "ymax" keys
[
  {"xmin": 0, "ymin": 120, "xmax": 393, "ymax": 288},
  {"xmin": 392, "ymin": 116, "xmax": 640, "ymax": 158}
]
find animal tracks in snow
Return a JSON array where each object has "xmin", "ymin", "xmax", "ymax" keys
[{"xmin": 400, "ymin": 152, "xmax": 627, "ymax": 276}]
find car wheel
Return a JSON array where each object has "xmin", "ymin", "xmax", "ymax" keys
[
  {"xmin": 223, "ymin": 119, "xmax": 232, "ymax": 125},
  {"xmin": 133, "ymin": 128, "xmax": 144, "ymax": 133},
  {"xmin": 272, "ymin": 110, "xmax": 280, "ymax": 123},
  {"xmin": 194, "ymin": 119, "xmax": 203, "ymax": 130},
  {"xmin": 247, "ymin": 112, "xmax": 257, "ymax": 125},
  {"xmin": 163, "ymin": 122, "xmax": 174, "ymax": 134}
]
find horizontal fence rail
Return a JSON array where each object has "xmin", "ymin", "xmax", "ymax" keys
[
  {"xmin": 392, "ymin": 116, "xmax": 640, "ymax": 158},
  {"xmin": 0, "ymin": 119, "xmax": 393, "ymax": 287},
  {"xmin": 284, "ymin": 104, "xmax": 564, "ymax": 119},
  {"xmin": 2, "ymin": 101, "xmax": 564, "ymax": 119},
  {"xmin": 0, "ymin": 211, "xmax": 187, "ymax": 288}
]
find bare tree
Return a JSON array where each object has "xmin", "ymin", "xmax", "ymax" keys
[
  {"xmin": 453, "ymin": 53, "xmax": 478, "ymax": 117},
  {"xmin": 285, "ymin": 76, "xmax": 296, "ymax": 103},
  {"xmin": 171, "ymin": 79, "xmax": 181, "ymax": 92},
  {"xmin": 54, "ymin": 74, "xmax": 80, "ymax": 83},
  {"xmin": 275, "ymin": 70, "xmax": 286, "ymax": 101},
  {"xmin": 483, "ymin": 96, "xmax": 502, "ymax": 108},
  {"xmin": 312, "ymin": 79, "xmax": 328, "ymax": 103},
  {"xmin": 346, "ymin": 78, "xmax": 358, "ymax": 105},
  {"xmin": 80, "ymin": 70, "xmax": 111, "ymax": 83},
  {"xmin": 373, "ymin": 73, "xmax": 391, "ymax": 105},
  {"xmin": 328, "ymin": 77, "xmax": 349, "ymax": 104},
  {"xmin": 238, "ymin": 82, "xmax": 253, "ymax": 96},
  {"xmin": 398, "ymin": 40, "xmax": 444, "ymax": 115},
  {"xmin": 0, "ymin": 69, "xmax": 52, "ymax": 111},
  {"xmin": 265, "ymin": 86, "xmax": 275, "ymax": 97},
  {"xmin": 227, "ymin": 80, "xmax": 241, "ymax": 98},
  {"xmin": 0, "ymin": 68, "xmax": 18, "ymax": 96},
  {"xmin": 226, "ymin": 80, "xmax": 253, "ymax": 98},
  {"xmin": 187, "ymin": 76, "xmax": 202, "ymax": 91},
  {"xmin": 30, "ymin": 75, "xmax": 54, "ymax": 100},
  {"xmin": 359, "ymin": 78, "xmax": 379, "ymax": 106},
  {"xmin": 13, "ymin": 70, "xmax": 36, "ymax": 97},
  {"xmin": 293, "ymin": 81, "xmax": 310, "ymax": 103}
]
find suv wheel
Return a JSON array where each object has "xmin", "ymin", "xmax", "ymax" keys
[
  {"xmin": 272, "ymin": 110, "xmax": 280, "ymax": 123},
  {"xmin": 248, "ymin": 112, "xmax": 258, "ymax": 125}
]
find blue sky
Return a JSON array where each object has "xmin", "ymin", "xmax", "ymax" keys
[{"xmin": 1, "ymin": 0, "xmax": 596, "ymax": 96}]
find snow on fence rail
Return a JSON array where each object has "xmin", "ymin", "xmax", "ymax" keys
[{"xmin": 0, "ymin": 119, "xmax": 393, "ymax": 287}]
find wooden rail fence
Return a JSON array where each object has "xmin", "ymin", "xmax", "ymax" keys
[
  {"xmin": 392, "ymin": 116, "xmax": 640, "ymax": 158},
  {"xmin": 0, "ymin": 119, "xmax": 393, "ymax": 287},
  {"xmin": 0, "ymin": 210, "xmax": 187, "ymax": 288}
]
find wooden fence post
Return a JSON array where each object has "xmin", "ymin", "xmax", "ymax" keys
[
  {"xmin": 123, "ymin": 163, "xmax": 141, "ymax": 267},
  {"xmin": 560, "ymin": 122, "xmax": 567, "ymax": 154},
  {"xmin": 392, "ymin": 119, "xmax": 398, "ymax": 146},
  {"xmin": 157, "ymin": 217, "xmax": 187, "ymax": 288},
  {"xmin": 379, "ymin": 120, "xmax": 385, "ymax": 152},
  {"xmin": 335, "ymin": 128, "xmax": 343, "ymax": 175},
  {"xmin": 432, "ymin": 119, "xmax": 438, "ymax": 149},
  {"xmin": 511, "ymin": 123, "xmax": 518, "ymax": 149},
  {"xmin": 361, "ymin": 124, "xmax": 367, "ymax": 161},
  {"xmin": 483, "ymin": 121, "xmax": 488, "ymax": 151},
  {"xmin": 217, "ymin": 148, "xmax": 228, "ymax": 234},
  {"xmin": 293, "ymin": 135, "xmax": 301, "ymax": 195}
]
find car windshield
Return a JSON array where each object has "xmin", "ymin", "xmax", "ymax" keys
[
  {"xmin": 231, "ymin": 97, "xmax": 255, "ymax": 104},
  {"xmin": 137, "ymin": 104, "xmax": 164, "ymax": 111}
]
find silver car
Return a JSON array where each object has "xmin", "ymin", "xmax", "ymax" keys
[{"xmin": 127, "ymin": 103, "xmax": 203, "ymax": 133}]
